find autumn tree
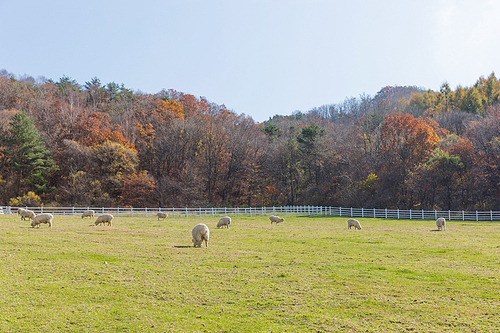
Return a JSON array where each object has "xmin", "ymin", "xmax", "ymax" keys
[
  {"xmin": 378, "ymin": 113, "xmax": 440, "ymax": 208},
  {"xmin": 120, "ymin": 171, "xmax": 156, "ymax": 207}
]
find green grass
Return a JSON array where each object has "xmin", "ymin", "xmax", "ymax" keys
[{"xmin": 1, "ymin": 214, "xmax": 500, "ymax": 332}]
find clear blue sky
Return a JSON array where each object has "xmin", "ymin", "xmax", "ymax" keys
[{"xmin": 1, "ymin": 0, "xmax": 499, "ymax": 122}]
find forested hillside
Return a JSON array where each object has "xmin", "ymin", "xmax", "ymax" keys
[{"xmin": 1, "ymin": 69, "xmax": 500, "ymax": 210}]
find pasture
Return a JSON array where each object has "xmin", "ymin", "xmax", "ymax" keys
[{"xmin": 1, "ymin": 214, "xmax": 499, "ymax": 332}]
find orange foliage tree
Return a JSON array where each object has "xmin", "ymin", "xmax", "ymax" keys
[
  {"xmin": 119, "ymin": 171, "xmax": 156, "ymax": 207},
  {"xmin": 378, "ymin": 113, "xmax": 441, "ymax": 208},
  {"xmin": 68, "ymin": 112, "xmax": 133, "ymax": 148}
]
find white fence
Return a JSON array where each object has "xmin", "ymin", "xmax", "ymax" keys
[{"xmin": 1, "ymin": 205, "xmax": 500, "ymax": 221}]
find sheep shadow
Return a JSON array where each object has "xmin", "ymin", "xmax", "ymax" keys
[{"xmin": 173, "ymin": 245, "xmax": 193, "ymax": 249}]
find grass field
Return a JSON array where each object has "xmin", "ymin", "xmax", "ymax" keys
[{"xmin": 1, "ymin": 214, "xmax": 500, "ymax": 332}]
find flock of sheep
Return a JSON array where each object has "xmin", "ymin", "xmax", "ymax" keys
[
  {"xmin": 16, "ymin": 208, "xmax": 447, "ymax": 247},
  {"xmin": 18, "ymin": 208, "xmax": 113, "ymax": 228},
  {"xmin": 191, "ymin": 214, "xmax": 284, "ymax": 247}
]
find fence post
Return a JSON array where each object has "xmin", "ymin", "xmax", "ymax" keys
[
  {"xmin": 462, "ymin": 211, "xmax": 464, "ymax": 221},
  {"xmin": 173, "ymin": 207, "xmax": 175, "ymax": 217},
  {"xmin": 72, "ymin": 207, "xmax": 75, "ymax": 216},
  {"xmin": 373, "ymin": 208, "xmax": 376, "ymax": 218},
  {"xmin": 362, "ymin": 208, "xmax": 364, "ymax": 218},
  {"xmin": 397, "ymin": 209, "xmax": 400, "ymax": 219},
  {"xmin": 476, "ymin": 211, "xmax": 478, "ymax": 221},
  {"xmin": 448, "ymin": 210, "xmax": 451, "ymax": 220},
  {"xmin": 385, "ymin": 208, "xmax": 387, "ymax": 219},
  {"xmin": 350, "ymin": 207, "xmax": 353, "ymax": 217},
  {"xmin": 491, "ymin": 210, "xmax": 493, "ymax": 221},
  {"xmin": 118, "ymin": 207, "xmax": 120, "ymax": 217},
  {"xmin": 435, "ymin": 210, "xmax": 437, "ymax": 220},
  {"xmin": 145, "ymin": 207, "xmax": 148, "ymax": 217},
  {"xmin": 422, "ymin": 210, "xmax": 424, "ymax": 220},
  {"xmin": 410, "ymin": 209, "xmax": 412, "ymax": 220},
  {"xmin": 131, "ymin": 207, "xmax": 133, "ymax": 217},
  {"xmin": 186, "ymin": 207, "xmax": 188, "ymax": 217}
]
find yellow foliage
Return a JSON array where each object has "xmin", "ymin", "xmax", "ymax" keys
[
  {"xmin": 9, "ymin": 191, "xmax": 42, "ymax": 207},
  {"xmin": 157, "ymin": 99, "xmax": 185, "ymax": 119}
]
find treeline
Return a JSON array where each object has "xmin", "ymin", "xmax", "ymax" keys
[{"xmin": 1, "ymin": 69, "xmax": 500, "ymax": 210}]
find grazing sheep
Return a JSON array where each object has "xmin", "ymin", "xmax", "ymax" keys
[
  {"xmin": 157, "ymin": 212, "xmax": 167, "ymax": 221},
  {"xmin": 347, "ymin": 218, "xmax": 362, "ymax": 230},
  {"xmin": 95, "ymin": 214, "xmax": 113, "ymax": 226},
  {"xmin": 81, "ymin": 210, "xmax": 95, "ymax": 219},
  {"xmin": 31, "ymin": 213, "xmax": 53, "ymax": 228},
  {"xmin": 436, "ymin": 217, "xmax": 446, "ymax": 231},
  {"xmin": 192, "ymin": 223, "xmax": 209, "ymax": 248},
  {"xmin": 20, "ymin": 209, "xmax": 36, "ymax": 221},
  {"xmin": 270, "ymin": 215, "xmax": 285, "ymax": 224},
  {"xmin": 217, "ymin": 216, "xmax": 231, "ymax": 229},
  {"xmin": 18, "ymin": 208, "xmax": 26, "ymax": 219}
]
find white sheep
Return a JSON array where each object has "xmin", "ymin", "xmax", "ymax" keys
[
  {"xmin": 31, "ymin": 213, "xmax": 53, "ymax": 228},
  {"xmin": 347, "ymin": 218, "xmax": 362, "ymax": 230},
  {"xmin": 270, "ymin": 215, "xmax": 284, "ymax": 224},
  {"xmin": 95, "ymin": 214, "xmax": 113, "ymax": 226},
  {"xmin": 20, "ymin": 209, "xmax": 36, "ymax": 221},
  {"xmin": 18, "ymin": 208, "xmax": 26, "ymax": 219},
  {"xmin": 157, "ymin": 212, "xmax": 167, "ymax": 221},
  {"xmin": 217, "ymin": 216, "xmax": 231, "ymax": 229},
  {"xmin": 436, "ymin": 217, "xmax": 446, "ymax": 231},
  {"xmin": 192, "ymin": 223, "xmax": 209, "ymax": 248},
  {"xmin": 81, "ymin": 210, "xmax": 95, "ymax": 219}
]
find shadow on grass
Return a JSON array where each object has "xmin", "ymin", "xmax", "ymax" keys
[{"xmin": 173, "ymin": 245, "xmax": 193, "ymax": 248}]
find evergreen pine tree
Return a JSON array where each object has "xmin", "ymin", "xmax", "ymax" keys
[{"xmin": 0, "ymin": 111, "xmax": 58, "ymax": 196}]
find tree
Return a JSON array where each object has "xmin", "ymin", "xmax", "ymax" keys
[
  {"xmin": 297, "ymin": 123, "xmax": 326, "ymax": 186},
  {"xmin": 0, "ymin": 111, "xmax": 58, "ymax": 196},
  {"xmin": 424, "ymin": 148, "xmax": 464, "ymax": 210},
  {"xmin": 378, "ymin": 113, "xmax": 440, "ymax": 208}
]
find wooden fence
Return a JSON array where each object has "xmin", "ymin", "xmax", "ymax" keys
[{"xmin": 1, "ymin": 205, "xmax": 500, "ymax": 221}]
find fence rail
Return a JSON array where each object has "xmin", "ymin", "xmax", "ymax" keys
[{"xmin": 1, "ymin": 205, "xmax": 500, "ymax": 221}]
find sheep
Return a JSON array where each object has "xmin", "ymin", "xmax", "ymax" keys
[
  {"xmin": 192, "ymin": 223, "xmax": 209, "ymax": 248},
  {"xmin": 95, "ymin": 214, "xmax": 113, "ymax": 226},
  {"xmin": 347, "ymin": 218, "xmax": 362, "ymax": 230},
  {"xmin": 436, "ymin": 217, "xmax": 446, "ymax": 231},
  {"xmin": 217, "ymin": 216, "xmax": 231, "ymax": 229},
  {"xmin": 270, "ymin": 215, "xmax": 285, "ymax": 224},
  {"xmin": 17, "ymin": 208, "xmax": 26, "ymax": 219},
  {"xmin": 157, "ymin": 212, "xmax": 167, "ymax": 221},
  {"xmin": 31, "ymin": 213, "xmax": 53, "ymax": 228},
  {"xmin": 20, "ymin": 209, "xmax": 36, "ymax": 221},
  {"xmin": 81, "ymin": 210, "xmax": 95, "ymax": 219}
]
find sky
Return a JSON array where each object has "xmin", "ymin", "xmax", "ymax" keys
[{"xmin": 1, "ymin": 0, "xmax": 499, "ymax": 122}]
